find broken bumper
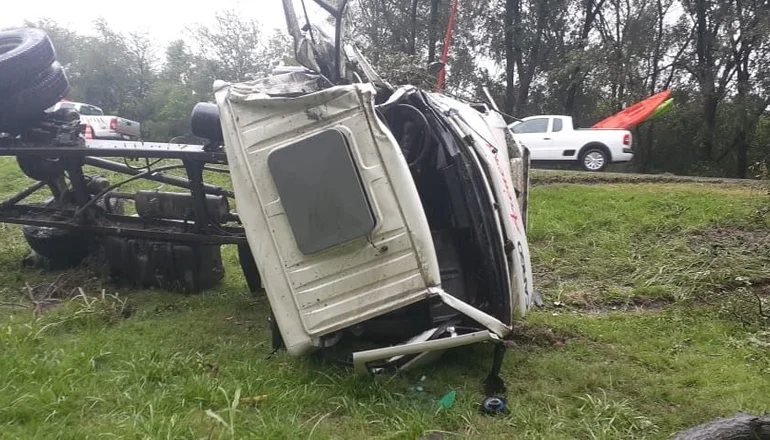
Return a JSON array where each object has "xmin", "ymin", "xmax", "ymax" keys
[{"xmin": 352, "ymin": 288, "xmax": 511, "ymax": 374}]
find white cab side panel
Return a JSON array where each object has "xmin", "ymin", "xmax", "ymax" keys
[
  {"xmin": 427, "ymin": 93, "xmax": 534, "ymax": 318},
  {"xmin": 215, "ymin": 82, "xmax": 440, "ymax": 356}
]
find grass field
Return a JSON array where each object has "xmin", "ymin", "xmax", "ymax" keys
[{"xmin": 1, "ymin": 163, "xmax": 770, "ymax": 439}]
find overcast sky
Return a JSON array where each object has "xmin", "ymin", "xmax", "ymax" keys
[{"xmin": 0, "ymin": 0, "xmax": 299, "ymax": 45}]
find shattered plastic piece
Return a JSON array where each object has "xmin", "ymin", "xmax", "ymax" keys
[{"xmin": 437, "ymin": 390, "xmax": 456, "ymax": 409}]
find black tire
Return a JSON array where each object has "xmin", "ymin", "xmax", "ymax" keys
[
  {"xmin": 579, "ymin": 147, "xmax": 609, "ymax": 172},
  {"xmin": 190, "ymin": 102, "xmax": 223, "ymax": 144},
  {"xmin": 22, "ymin": 194, "xmax": 124, "ymax": 269},
  {"xmin": 23, "ymin": 226, "xmax": 92, "ymax": 269},
  {"xmin": 0, "ymin": 28, "xmax": 56, "ymax": 95},
  {"xmin": 0, "ymin": 61, "xmax": 69, "ymax": 133}
]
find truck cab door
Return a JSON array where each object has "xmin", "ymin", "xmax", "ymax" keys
[
  {"xmin": 214, "ymin": 79, "xmax": 441, "ymax": 356},
  {"xmin": 510, "ymin": 117, "xmax": 553, "ymax": 159},
  {"xmin": 546, "ymin": 117, "xmax": 575, "ymax": 158}
]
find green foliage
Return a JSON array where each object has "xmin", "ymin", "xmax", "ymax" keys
[
  {"xmin": 347, "ymin": 0, "xmax": 770, "ymax": 178},
  {"xmin": 21, "ymin": 13, "xmax": 291, "ymax": 143}
]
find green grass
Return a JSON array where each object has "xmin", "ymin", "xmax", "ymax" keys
[
  {"xmin": 1, "ymin": 160, "xmax": 770, "ymax": 439},
  {"xmin": 529, "ymin": 183, "xmax": 770, "ymax": 306}
]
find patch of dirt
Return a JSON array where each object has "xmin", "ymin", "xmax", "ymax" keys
[
  {"xmin": 556, "ymin": 289, "xmax": 674, "ymax": 313},
  {"xmin": 687, "ymin": 227, "xmax": 770, "ymax": 256},
  {"xmin": 531, "ymin": 279, "xmax": 677, "ymax": 315},
  {"xmin": 505, "ymin": 321, "xmax": 577, "ymax": 347},
  {"xmin": 530, "ymin": 169, "xmax": 766, "ymax": 187},
  {"xmin": 18, "ymin": 255, "xmax": 113, "ymax": 317}
]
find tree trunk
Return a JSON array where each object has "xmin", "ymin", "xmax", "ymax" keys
[
  {"xmin": 564, "ymin": 0, "xmax": 605, "ymax": 114},
  {"xmin": 640, "ymin": 123, "xmax": 654, "ymax": 173},
  {"xmin": 701, "ymin": 88, "xmax": 718, "ymax": 162},
  {"xmin": 408, "ymin": 0, "xmax": 420, "ymax": 55},
  {"xmin": 636, "ymin": 0, "xmax": 665, "ymax": 173},
  {"xmin": 515, "ymin": 72, "xmax": 532, "ymax": 116},
  {"xmin": 510, "ymin": 0, "xmax": 526, "ymax": 115},
  {"xmin": 732, "ymin": 35, "xmax": 757, "ymax": 178},
  {"xmin": 503, "ymin": 0, "xmax": 517, "ymax": 114},
  {"xmin": 427, "ymin": 0, "xmax": 440, "ymax": 61}
]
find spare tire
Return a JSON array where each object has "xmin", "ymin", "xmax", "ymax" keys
[
  {"xmin": 0, "ymin": 61, "xmax": 69, "ymax": 133},
  {"xmin": 0, "ymin": 28, "xmax": 56, "ymax": 95},
  {"xmin": 190, "ymin": 102, "xmax": 224, "ymax": 144}
]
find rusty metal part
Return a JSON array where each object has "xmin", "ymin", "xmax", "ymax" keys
[
  {"xmin": 134, "ymin": 190, "xmax": 230, "ymax": 224},
  {"xmin": 0, "ymin": 204, "xmax": 246, "ymax": 245},
  {"xmin": 85, "ymin": 175, "xmax": 110, "ymax": 193}
]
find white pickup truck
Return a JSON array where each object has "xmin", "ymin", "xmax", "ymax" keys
[
  {"xmin": 509, "ymin": 115, "xmax": 633, "ymax": 171},
  {"xmin": 48, "ymin": 101, "xmax": 141, "ymax": 140}
]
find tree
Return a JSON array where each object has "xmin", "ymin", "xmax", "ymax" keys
[
  {"xmin": 189, "ymin": 9, "xmax": 281, "ymax": 82},
  {"xmin": 722, "ymin": 0, "xmax": 770, "ymax": 177},
  {"xmin": 680, "ymin": 0, "xmax": 738, "ymax": 162}
]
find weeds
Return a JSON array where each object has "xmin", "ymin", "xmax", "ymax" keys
[
  {"xmin": 34, "ymin": 289, "xmax": 130, "ymax": 337},
  {"xmin": 576, "ymin": 390, "xmax": 659, "ymax": 439},
  {"xmin": 205, "ymin": 387, "xmax": 242, "ymax": 439}
]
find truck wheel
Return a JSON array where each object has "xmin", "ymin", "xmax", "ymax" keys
[
  {"xmin": 579, "ymin": 148, "xmax": 608, "ymax": 172},
  {"xmin": 23, "ymin": 225, "xmax": 92, "ymax": 269},
  {"xmin": 0, "ymin": 28, "xmax": 56, "ymax": 95},
  {"xmin": 0, "ymin": 61, "xmax": 69, "ymax": 133},
  {"xmin": 22, "ymin": 194, "xmax": 123, "ymax": 269}
]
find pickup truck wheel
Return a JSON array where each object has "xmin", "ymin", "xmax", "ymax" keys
[
  {"xmin": 0, "ymin": 61, "xmax": 69, "ymax": 133},
  {"xmin": 580, "ymin": 148, "xmax": 608, "ymax": 172},
  {"xmin": 0, "ymin": 28, "xmax": 56, "ymax": 95}
]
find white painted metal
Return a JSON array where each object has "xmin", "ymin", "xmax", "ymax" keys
[
  {"xmin": 509, "ymin": 115, "xmax": 633, "ymax": 164},
  {"xmin": 352, "ymin": 330, "xmax": 496, "ymax": 374},
  {"xmin": 215, "ymin": 82, "xmax": 441, "ymax": 356},
  {"xmin": 428, "ymin": 93, "xmax": 535, "ymax": 317}
]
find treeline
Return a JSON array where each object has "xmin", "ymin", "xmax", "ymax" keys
[
  {"xmin": 13, "ymin": 1, "xmax": 770, "ymax": 177},
  {"xmin": 15, "ymin": 12, "xmax": 292, "ymax": 144},
  {"xmin": 350, "ymin": 0, "xmax": 770, "ymax": 178}
]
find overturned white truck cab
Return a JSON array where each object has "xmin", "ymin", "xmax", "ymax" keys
[{"xmin": 212, "ymin": 0, "xmax": 537, "ymax": 380}]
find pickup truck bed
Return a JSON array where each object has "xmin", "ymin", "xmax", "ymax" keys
[
  {"xmin": 49, "ymin": 101, "xmax": 141, "ymax": 140},
  {"xmin": 509, "ymin": 115, "xmax": 633, "ymax": 171}
]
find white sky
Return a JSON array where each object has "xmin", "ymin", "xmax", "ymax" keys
[{"xmin": 0, "ymin": 0, "xmax": 299, "ymax": 45}]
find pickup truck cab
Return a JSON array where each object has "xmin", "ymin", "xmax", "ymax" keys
[
  {"xmin": 48, "ymin": 101, "xmax": 141, "ymax": 140},
  {"xmin": 508, "ymin": 115, "xmax": 633, "ymax": 171}
]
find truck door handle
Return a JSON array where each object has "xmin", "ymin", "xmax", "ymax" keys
[{"xmin": 543, "ymin": 137, "xmax": 551, "ymax": 140}]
